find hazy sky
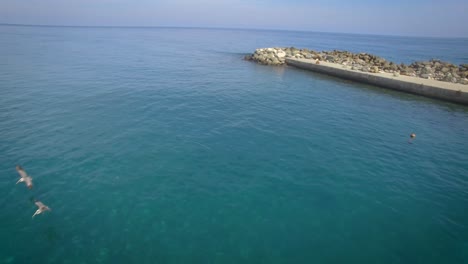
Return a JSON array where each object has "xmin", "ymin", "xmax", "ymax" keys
[{"xmin": 1, "ymin": 0, "xmax": 467, "ymax": 37}]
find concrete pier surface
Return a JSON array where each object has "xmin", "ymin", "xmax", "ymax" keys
[{"xmin": 285, "ymin": 58, "xmax": 468, "ymax": 105}]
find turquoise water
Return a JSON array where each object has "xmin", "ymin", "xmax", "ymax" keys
[{"xmin": 1, "ymin": 25, "xmax": 468, "ymax": 263}]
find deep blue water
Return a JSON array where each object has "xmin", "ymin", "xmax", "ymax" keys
[{"xmin": 1, "ymin": 25, "xmax": 468, "ymax": 264}]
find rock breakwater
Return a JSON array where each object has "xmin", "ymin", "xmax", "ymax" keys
[{"xmin": 245, "ymin": 47, "xmax": 468, "ymax": 85}]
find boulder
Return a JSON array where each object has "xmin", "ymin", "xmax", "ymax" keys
[
  {"xmin": 444, "ymin": 73, "xmax": 453, "ymax": 82},
  {"xmin": 441, "ymin": 67, "xmax": 450, "ymax": 73},
  {"xmin": 421, "ymin": 73, "xmax": 432, "ymax": 79},
  {"xmin": 421, "ymin": 66, "xmax": 433, "ymax": 74},
  {"xmin": 277, "ymin": 50, "xmax": 286, "ymax": 58}
]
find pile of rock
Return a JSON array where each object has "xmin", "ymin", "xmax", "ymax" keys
[
  {"xmin": 408, "ymin": 60, "xmax": 468, "ymax": 84},
  {"xmin": 244, "ymin": 47, "xmax": 468, "ymax": 85},
  {"xmin": 244, "ymin": 48, "xmax": 288, "ymax": 66},
  {"xmin": 244, "ymin": 47, "xmax": 319, "ymax": 66}
]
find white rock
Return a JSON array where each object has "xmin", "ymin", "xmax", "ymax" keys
[{"xmin": 277, "ymin": 51, "xmax": 286, "ymax": 58}]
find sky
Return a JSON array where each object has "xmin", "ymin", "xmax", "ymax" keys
[{"xmin": 1, "ymin": 0, "xmax": 467, "ymax": 37}]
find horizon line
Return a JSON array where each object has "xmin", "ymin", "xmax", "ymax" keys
[{"xmin": 1, "ymin": 23, "xmax": 467, "ymax": 40}]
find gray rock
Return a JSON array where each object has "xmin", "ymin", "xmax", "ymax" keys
[
  {"xmin": 441, "ymin": 67, "xmax": 450, "ymax": 73},
  {"xmin": 444, "ymin": 73, "xmax": 453, "ymax": 82},
  {"xmin": 355, "ymin": 59, "xmax": 366, "ymax": 65},
  {"xmin": 421, "ymin": 66, "xmax": 433, "ymax": 74},
  {"xmin": 389, "ymin": 64, "xmax": 398, "ymax": 71},
  {"xmin": 420, "ymin": 73, "xmax": 432, "ymax": 79}
]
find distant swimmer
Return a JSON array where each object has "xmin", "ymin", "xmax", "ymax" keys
[
  {"xmin": 410, "ymin": 133, "xmax": 416, "ymax": 139},
  {"xmin": 32, "ymin": 200, "xmax": 51, "ymax": 218},
  {"xmin": 16, "ymin": 165, "xmax": 33, "ymax": 189},
  {"xmin": 408, "ymin": 133, "xmax": 416, "ymax": 143}
]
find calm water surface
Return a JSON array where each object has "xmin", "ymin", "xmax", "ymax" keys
[{"xmin": 0, "ymin": 25, "xmax": 468, "ymax": 263}]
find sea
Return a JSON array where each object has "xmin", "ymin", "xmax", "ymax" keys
[{"xmin": 0, "ymin": 25, "xmax": 467, "ymax": 264}]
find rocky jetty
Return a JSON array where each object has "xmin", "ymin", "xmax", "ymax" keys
[{"xmin": 245, "ymin": 47, "xmax": 468, "ymax": 85}]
